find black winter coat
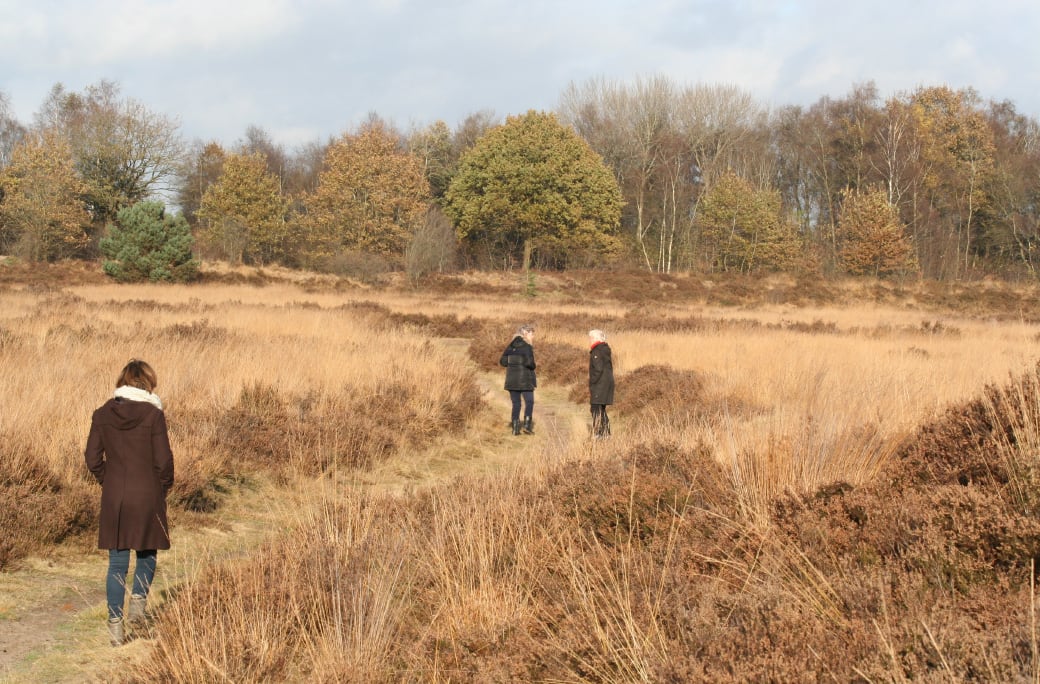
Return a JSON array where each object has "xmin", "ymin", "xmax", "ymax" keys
[
  {"xmin": 589, "ymin": 342, "xmax": 615, "ymax": 405},
  {"xmin": 500, "ymin": 336, "xmax": 537, "ymax": 391}
]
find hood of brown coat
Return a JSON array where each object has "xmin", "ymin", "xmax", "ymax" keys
[{"xmin": 93, "ymin": 397, "xmax": 160, "ymax": 430}]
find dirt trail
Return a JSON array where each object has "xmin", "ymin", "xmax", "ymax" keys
[{"xmin": 0, "ymin": 338, "xmax": 590, "ymax": 683}]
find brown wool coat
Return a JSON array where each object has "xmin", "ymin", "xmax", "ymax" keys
[{"xmin": 84, "ymin": 397, "xmax": 174, "ymax": 550}]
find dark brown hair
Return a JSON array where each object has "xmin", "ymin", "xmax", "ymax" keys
[{"xmin": 116, "ymin": 359, "xmax": 158, "ymax": 392}]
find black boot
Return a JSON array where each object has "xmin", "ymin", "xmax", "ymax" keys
[
  {"xmin": 511, "ymin": 419, "xmax": 521, "ymax": 435},
  {"xmin": 522, "ymin": 417, "xmax": 534, "ymax": 434}
]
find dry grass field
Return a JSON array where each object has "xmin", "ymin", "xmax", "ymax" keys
[{"xmin": 2, "ymin": 262, "xmax": 1040, "ymax": 681}]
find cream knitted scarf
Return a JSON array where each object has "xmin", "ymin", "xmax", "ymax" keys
[{"xmin": 114, "ymin": 385, "xmax": 163, "ymax": 410}]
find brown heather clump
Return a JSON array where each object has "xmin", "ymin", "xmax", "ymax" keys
[
  {"xmin": 567, "ymin": 364, "xmax": 759, "ymax": 428},
  {"xmin": 414, "ymin": 272, "xmax": 522, "ymax": 298},
  {"xmin": 466, "ymin": 325, "xmax": 515, "ymax": 374},
  {"xmin": 588, "ymin": 364, "xmax": 704, "ymax": 416},
  {"xmin": 160, "ymin": 319, "xmax": 230, "ymax": 343},
  {"xmin": 913, "ymin": 279, "xmax": 1040, "ymax": 319},
  {"xmin": 333, "ymin": 301, "xmax": 489, "ymax": 339},
  {"xmin": 535, "ymin": 342, "xmax": 588, "ymax": 386},
  {"xmin": 205, "ymin": 374, "xmax": 485, "ymax": 480},
  {"xmin": 384, "ymin": 311, "xmax": 488, "ymax": 339},
  {"xmin": 0, "ymin": 258, "xmax": 107, "ymax": 287},
  {"xmin": 0, "ymin": 434, "xmax": 96, "ymax": 569},
  {"xmin": 194, "ymin": 268, "xmax": 274, "ymax": 287},
  {"xmin": 545, "ymin": 440, "xmax": 735, "ymax": 546},
  {"xmin": 765, "ymin": 366, "xmax": 1040, "ymax": 680}
]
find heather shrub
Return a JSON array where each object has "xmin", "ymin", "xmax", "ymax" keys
[
  {"xmin": 762, "ymin": 367, "xmax": 1040, "ymax": 680},
  {"xmin": 0, "ymin": 433, "xmax": 96, "ymax": 569},
  {"xmin": 209, "ymin": 374, "xmax": 483, "ymax": 478}
]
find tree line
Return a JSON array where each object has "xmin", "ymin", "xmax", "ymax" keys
[{"xmin": 0, "ymin": 76, "xmax": 1037, "ymax": 282}]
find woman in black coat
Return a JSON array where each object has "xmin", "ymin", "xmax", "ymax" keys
[
  {"xmin": 588, "ymin": 329, "xmax": 615, "ymax": 438},
  {"xmin": 500, "ymin": 324, "xmax": 537, "ymax": 435}
]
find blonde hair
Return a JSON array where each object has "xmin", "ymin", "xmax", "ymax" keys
[
  {"xmin": 116, "ymin": 359, "xmax": 158, "ymax": 392},
  {"xmin": 517, "ymin": 324, "xmax": 535, "ymax": 337}
]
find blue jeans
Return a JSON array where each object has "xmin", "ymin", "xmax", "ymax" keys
[
  {"xmin": 107, "ymin": 549, "xmax": 157, "ymax": 619},
  {"xmin": 509, "ymin": 390, "xmax": 534, "ymax": 421}
]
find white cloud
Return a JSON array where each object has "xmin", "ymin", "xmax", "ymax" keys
[
  {"xmin": 1, "ymin": 0, "xmax": 299, "ymax": 68},
  {"xmin": 1, "ymin": 0, "xmax": 1038, "ymax": 146}
]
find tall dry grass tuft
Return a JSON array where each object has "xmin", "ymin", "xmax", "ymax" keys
[
  {"xmin": 717, "ymin": 404, "xmax": 910, "ymax": 527},
  {"xmin": 147, "ymin": 489, "xmax": 414, "ymax": 683},
  {"xmin": 299, "ymin": 495, "xmax": 414, "ymax": 681},
  {"xmin": 0, "ymin": 431, "xmax": 96, "ymax": 568},
  {"xmin": 980, "ymin": 364, "xmax": 1040, "ymax": 516},
  {"xmin": 151, "ymin": 486, "xmax": 416, "ymax": 677},
  {"xmin": 415, "ymin": 481, "xmax": 535, "ymax": 654},
  {"xmin": 139, "ymin": 471, "xmax": 549, "ymax": 682},
  {"xmin": 541, "ymin": 501, "xmax": 679, "ymax": 683}
]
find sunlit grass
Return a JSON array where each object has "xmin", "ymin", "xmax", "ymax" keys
[{"xmin": 3, "ymin": 268, "xmax": 1039, "ymax": 680}]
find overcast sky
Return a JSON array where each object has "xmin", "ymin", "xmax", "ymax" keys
[{"xmin": 2, "ymin": 0, "xmax": 1037, "ymax": 149}]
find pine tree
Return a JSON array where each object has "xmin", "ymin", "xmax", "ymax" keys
[{"xmin": 100, "ymin": 201, "xmax": 199, "ymax": 282}]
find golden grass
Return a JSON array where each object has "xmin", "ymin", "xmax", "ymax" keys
[
  {"xmin": 3, "ymin": 275, "xmax": 1035, "ymax": 531},
  {"xmin": 606, "ymin": 319, "xmax": 1037, "ymax": 522},
  {"xmin": 4, "ymin": 267, "xmax": 1040, "ymax": 680}
]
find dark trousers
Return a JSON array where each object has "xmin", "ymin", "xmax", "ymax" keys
[
  {"xmin": 509, "ymin": 390, "xmax": 534, "ymax": 421},
  {"xmin": 591, "ymin": 404, "xmax": 610, "ymax": 436},
  {"xmin": 107, "ymin": 549, "xmax": 157, "ymax": 619}
]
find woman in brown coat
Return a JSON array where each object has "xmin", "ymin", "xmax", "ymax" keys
[{"xmin": 85, "ymin": 359, "xmax": 174, "ymax": 646}]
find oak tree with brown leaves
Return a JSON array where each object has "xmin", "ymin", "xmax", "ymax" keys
[
  {"xmin": 197, "ymin": 152, "xmax": 291, "ymax": 265},
  {"xmin": 0, "ymin": 130, "xmax": 90, "ymax": 261},
  {"xmin": 303, "ymin": 122, "xmax": 430, "ymax": 263}
]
